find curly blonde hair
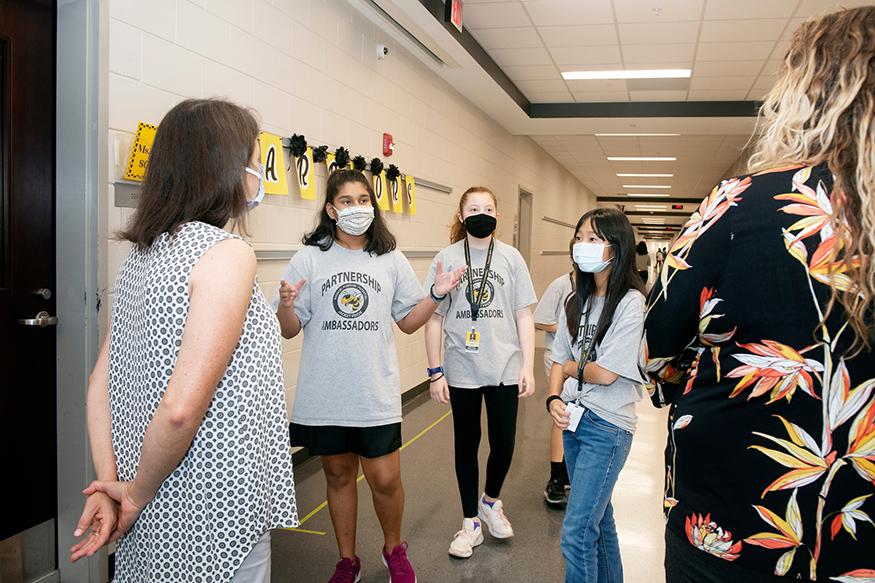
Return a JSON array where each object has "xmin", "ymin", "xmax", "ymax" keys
[{"xmin": 749, "ymin": 6, "xmax": 875, "ymax": 353}]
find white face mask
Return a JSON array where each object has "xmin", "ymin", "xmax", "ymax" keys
[
  {"xmin": 332, "ymin": 205, "xmax": 375, "ymax": 236},
  {"xmin": 573, "ymin": 242, "xmax": 612, "ymax": 273},
  {"xmin": 244, "ymin": 164, "xmax": 265, "ymax": 210}
]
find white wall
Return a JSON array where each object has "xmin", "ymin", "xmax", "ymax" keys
[{"xmin": 103, "ymin": 0, "xmax": 597, "ymax": 418}]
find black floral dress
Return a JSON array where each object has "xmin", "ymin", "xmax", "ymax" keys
[{"xmin": 644, "ymin": 164, "xmax": 874, "ymax": 581}]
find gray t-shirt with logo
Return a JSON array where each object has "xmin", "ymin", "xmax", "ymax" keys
[
  {"xmin": 551, "ymin": 290, "xmax": 646, "ymax": 433},
  {"xmin": 425, "ymin": 239, "xmax": 538, "ymax": 389},
  {"xmin": 273, "ymin": 243, "xmax": 424, "ymax": 427}
]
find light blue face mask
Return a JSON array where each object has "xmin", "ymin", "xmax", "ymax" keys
[
  {"xmin": 244, "ymin": 164, "xmax": 265, "ymax": 210},
  {"xmin": 572, "ymin": 242, "xmax": 612, "ymax": 273}
]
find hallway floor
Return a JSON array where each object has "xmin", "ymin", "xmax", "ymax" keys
[{"xmin": 272, "ymin": 369, "xmax": 668, "ymax": 582}]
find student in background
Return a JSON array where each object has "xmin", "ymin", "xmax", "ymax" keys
[
  {"xmin": 424, "ymin": 186, "xmax": 537, "ymax": 559},
  {"xmin": 635, "ymin": 240, "xmax": 651, "ymax": 285},
  {"xmin": 547, "ymin": 208, "xmax": 646, "ymax": 583},
  {"xmin": 275, "ymin": 169, "xmax": 463, "ymax": 583},
  {"xmin": 533, "ymin": 248, "xmax": 575, "ymax": 507}
]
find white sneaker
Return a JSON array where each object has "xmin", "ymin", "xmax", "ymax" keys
[
  {"xmin": 448, "ymin": 518, "xmax": 484, "ymax": 558},
  {"xmin": 478, "ymin": 496, "xmax": 514, "ymax": 539}
]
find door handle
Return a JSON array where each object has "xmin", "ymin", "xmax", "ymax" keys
[{"xmin": 18, "ymin": 311, "xmax": 59, "ymax": 327}]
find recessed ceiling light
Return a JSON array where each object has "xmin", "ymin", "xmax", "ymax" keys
[
  {"xmin": 623, "ymin": 184, "xmax": 671, "ymax": 189},
  {"xmin": 635, "ymin": 205, "xmax": 668, "ymax": 210},
  {"xmin": 617, "ymin": 173, "xmax": 674, "ymax": 177},
  {"xmin": 562, "ymin": 69, "xmax": 691, "ymax": 80},
  {"xmin": 608, "ymin": 157, "xmax": 677, "ymax": 161},
  {"xmin": 596, "ymin": 133, "xmax": 680, "ymax": 137},
  {"xmin": 627, "ymin": 193, "xmax": 671, "ymax": 198}
]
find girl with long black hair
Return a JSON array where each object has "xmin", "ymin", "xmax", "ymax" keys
[{"xmin": 546, "ymin": 207, "xmax": 647, "ymax": 582}]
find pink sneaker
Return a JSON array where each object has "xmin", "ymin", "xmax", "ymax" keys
[
  {"xmin": 381, "ymin": 542, "xmax": 417, "ymax": 583},
  {"xmin": 329, "ymin": 556, "xmax": 361, "ymax": 583}
]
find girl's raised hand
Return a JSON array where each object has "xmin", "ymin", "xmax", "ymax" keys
[
  {"xmin": 433, "ymin": 260, "xmax": 465, "ymax": 297},
  {"xmin": 279, "ymin": 278, "xmax": 306, "ymax": 308}
]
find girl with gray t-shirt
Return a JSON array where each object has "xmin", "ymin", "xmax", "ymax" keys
[
  {"xmin": 546, "ymin": 208, "xmax": 647, "ymax": 583},
  {"xmin": 273, "ymin": 169, "xmax": 463, "ymax": 583},
  {"xmin": 424, "ymin": 186, "xmax": 537, "ymax": 560}
]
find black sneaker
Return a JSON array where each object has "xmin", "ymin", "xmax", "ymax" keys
[{"xmin": 544, "ymin": 477, "xmax": 567, "ymax": 506}]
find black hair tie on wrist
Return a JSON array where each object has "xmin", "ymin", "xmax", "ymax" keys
[{"xmin": 545, "ymin": 395, "xmax": 563, "ymax": 412}]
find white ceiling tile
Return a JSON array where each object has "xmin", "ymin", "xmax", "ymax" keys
[
  {"xmin": 760, "ymin": 59, "xmax": 783, "ymax": 76},
  {"xmin": 618, "ymin": 21, "xmax": 700, "ymax": 45},
  {"xmin": 696, "ymin": 41, "xmax": 776, "ymax": 61},
  {"xmin": 701, "ymin": 19, "xmax": 788, "ymax": 42},
  {"xmin": 629, "ymin": 90, "xmax": 690, "ymax": 101},
  {"xmin": 549, "ymin": 45, "xmax": 622, "ymax": 65},
  {"xmin": 688, "ymin": 89, "xmax": 753, "ymax": 100},
  {"xmin": 470, "ymin": 27, "xmax": 544, "ymax": 49},
  {"xmin": 538, "ymin": 24, "xmax": 618, "ymax": 47},
  {"xmin": 622, "ymin": 43, "xmax": 696, "ymax": 63},
  {"xmin": 489, "ymin": 47, "xmax": 554, "ymax": 66},
  {"xmin": 523, "ymin": 0, "xmax": 615, "ymax": 26},
  {"xmin": 782, "ymin": 17, "xmax": 808, "ymax": 39},
  {"xmin": 613, "ymin": 0, "xmax": 704, "ymax": 23},
  {"xmin": 464, "ymin": 2, "xmax": 531, "ymax": 28},
  {"xmin": 572, "ymin": 91, "xmax": 630, "ymax": 102},
  {"xmin": 690, "ymin": 76, "xmax": 755, "ymax": 90},
  {"xmin": 693, "ymin": 60, "xmax": 767, "ymax": 76},
  {"xmin": 704, "ymin": 0, "xmax": 799, "ymax": 20},
  {"xmin": 753, "ymin": 74, "xmax": 778, "ymax": 89},
  {"xmin": 795, "ymin": 0, "xmax": 875, "ymax": 17},
  {"xmin": 747, "ymin": 86, "xmax": 772, "ymax": 100},
  {"xmin": 565, "ymin": 79, "xmax": 627, "ymax": 92},
  {"xmin": 503, "ymin": 64, "xmax": 563, "ymax": 80},
  {"xmin": 770, "ymin": 40, "xmax": 792, "ymax": 60},
  {"xmin": 515, "ymin": 78, "xmax": 570, "ymax": 92},
  {"xmin": 526, "ymin": 90, "xmax": 575, "ymax": 102}
]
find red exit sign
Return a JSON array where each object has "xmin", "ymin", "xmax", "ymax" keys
[
  {"xmin": 672, "ymin": 204, "xmax": 684, "ymax": 210},
  {"xmin": 446, "ymin": 0, "xmax": 463, "ymax": 33}
]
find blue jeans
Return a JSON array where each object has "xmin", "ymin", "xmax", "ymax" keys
[{"xmin": 561, "ymin": 408, "xmax": 633, "ymax": 583}]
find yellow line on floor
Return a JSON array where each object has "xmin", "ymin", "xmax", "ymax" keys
[
  {"xmin": 281, "ymin": 527, "xmax": 327, "ymax": 536},
  {"xmin": 293, "ymin": 409, "xmax": 453, "ymax": 528}
]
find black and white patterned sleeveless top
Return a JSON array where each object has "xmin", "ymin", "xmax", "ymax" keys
[{"xmin": 108, "ymin": 221, "xmax": 298, "ymax": 582}]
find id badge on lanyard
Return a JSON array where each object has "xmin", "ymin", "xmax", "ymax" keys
[{"xmin": 463, "ymin": 237, "xmax": 494, "ymax": 355}]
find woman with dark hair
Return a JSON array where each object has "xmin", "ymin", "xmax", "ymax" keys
[
  {"xmin": 546, "ymin": 207, "xmax": 647, "ymax": 583},
  {"xmin": 424, "ymin": 186, "xmax": 537, "ymax": 559},
  {"xmin": 636, "ymin": 240, "xmax": 651, "ymax": 284},
  {"xmin": 644, "ymin": 7, "xmax": 875, "ymax": 582},
  {"xmin": 69, "ymin": 99, "xmax": 298, "ymax": 582},
  {"xmin": 274, "ymin": 169, "xmax": 463, "ymax": 583}
]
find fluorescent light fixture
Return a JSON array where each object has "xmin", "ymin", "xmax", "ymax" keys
[
  {"xmin": 562, "ymin": 69, "xmax": 691, "ymax": 80},
  {"xmin": 596, "ymin": 133, "xmax": 680, "ymax": 137},
  {"xmin": 627, "ymin": 193, "xmax": 671, "ymax": 198},
  {"xmin": 608, "ymin": 156, "xmax": 676, "ymax": 161},
  {"xmin": 635, "ymin": 205, "xmax": 668, "ymax": 211},
  {"xmin": 617, "ymin": 173, "xmax": 674, "ymax": 177},
  {"xmin": 623, "ymin": 184, "xmax": 671, "ymax": 189}
]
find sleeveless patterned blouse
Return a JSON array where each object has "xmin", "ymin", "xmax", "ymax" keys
[{"xmin": 108, "ymin": 221, "xmax": 297, "ymax": 582}]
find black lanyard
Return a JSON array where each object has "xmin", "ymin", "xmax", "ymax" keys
[
  {"xmin": 576, "ymin": 295, "xmax": 596, "ymax": 392},
  {"xmin": 463, "ymin": 237, "xmax": 495, "ymax": 322}
]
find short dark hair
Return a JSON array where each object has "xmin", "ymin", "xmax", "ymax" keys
[
  {"xmin": 302, "ymin": 169, "xmax": 397, "ymax": 256},
  {"xmin": 119, "ymin": 99, "xmax": 258, "ymax": 249}
]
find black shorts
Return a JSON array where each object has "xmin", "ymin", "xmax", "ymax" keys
[{"xmin": 290, "ymin": 422, "xmax": 402, "ymax": 459}]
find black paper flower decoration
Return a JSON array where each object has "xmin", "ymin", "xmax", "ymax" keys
[
  {"xmin": 352, "ymin": 155, "xmax": 367, "ymax": 171},
  {"xmin": 289, "ymin": 134, "xmax": 307, "ymax": 157},
  {"xmin": 369, "ymin": 158, "xmax": 384, "ymax": 175},
  {"xmin": 334, "ymin": 147, "xmax": 350, "ymax": 169},
  {"xmin": 312, "ymin": 145, "xmax": 328, "ymax": 163},
  {"xmin": 386, "ymin": 164, "xmax": 400, "ymax": 182}
]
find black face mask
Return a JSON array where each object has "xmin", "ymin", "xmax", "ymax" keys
[{"xmin": 464, "ymin": 213, "xmax": 497, "ymax": 239}]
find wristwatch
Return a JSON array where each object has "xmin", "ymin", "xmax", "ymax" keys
[{"xmin": 427, "ymin": 366, "xmax": 444, "ymax": 376}]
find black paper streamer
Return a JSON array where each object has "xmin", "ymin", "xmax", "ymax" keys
[
  {"xmin": 369, "ymin": 158, "xmax": 384, "ymax": 175},
  {"xmin": 352, "ymin": 156, "xmax": 367, "ymax": 171},
  {"xmin": 334, "ymin": 147, "xmax": 350, "ymax": 169},
  {"xmin": 386, "ymin": 164, "xmax": 400, "ymax": 182},
  {"xmin": 289, "ymin": 134, "xmax": 307, "ymax": 158},
  {"xmin": 312, "ymin": 145, "xmax": 328, "ymax": 163}
]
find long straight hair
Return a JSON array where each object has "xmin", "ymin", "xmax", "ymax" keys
[
  {"xmin": 565, "ymin": 208, "xmax": 645, "ymax": 345},
  {"xmin": 120, "ymin": 99, "xmax": 257, "ymax": 248},
  {"xmin": 302, "ymin": 169, "xmax": 396, "ymax": 256},
  {"xmin": 450, "ymin": 186, "xmax": 498, "ymax": 243}
]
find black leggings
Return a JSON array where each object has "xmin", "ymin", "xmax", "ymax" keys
[{"xmin": 449, "ymin": 384, "xmax": 519, "ymax": 518}]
